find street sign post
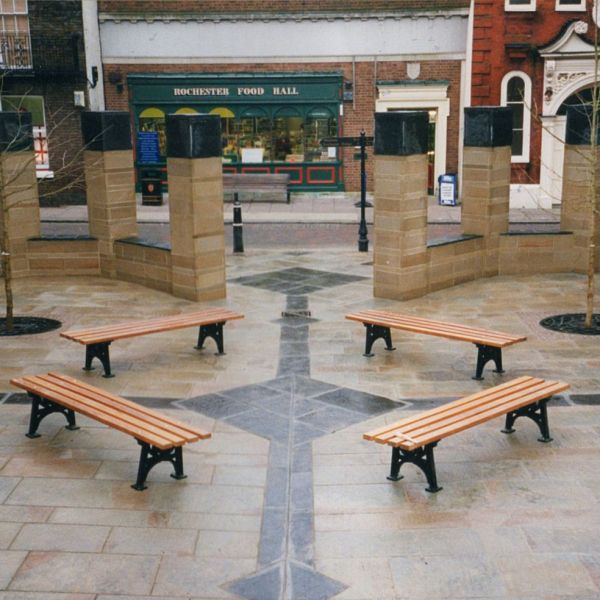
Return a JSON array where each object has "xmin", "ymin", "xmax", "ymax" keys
[{"xmin": 321, "ymin": 131, "xmax": 373, "ymax": 252}]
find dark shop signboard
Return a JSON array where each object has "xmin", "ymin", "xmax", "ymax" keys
[{"xmin": 128, "ymin": 73, "xmax": 342, "ymax": 105}]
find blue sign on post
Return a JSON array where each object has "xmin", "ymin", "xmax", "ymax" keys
[
  {"xmin": 137, "ymin": 131, "xmax": 160, "ymax": 163},
  {"xmin": 438, "ymin": 173, "xmax": 458, "ymax": 206}
]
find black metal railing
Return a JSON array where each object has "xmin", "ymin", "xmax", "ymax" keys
[
  {"xmin": 0, "ymin": 32, "xmax": 86, "ymax": 79},
  {"xmin": 0, "ymin": 32, "xmax": 32, "ymax": 69}
]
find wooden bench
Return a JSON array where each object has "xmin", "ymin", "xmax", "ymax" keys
[
  {"xmin": 223, "ymin": 173, "xmax": 291, "ymax": 203},
  {"xmin": 10, "ymin": 372, "xmax": 211, "ymax": 491},
  {"xmin": 60, "ymin": 308, "xmax": 244, "ymax": 378},
  {"xmin": 346, "ymin": 310, "xmax": 526, "ymax": 380},
  {"xmin": 364, "ymin": 376, "xmax": 569, "ymax": 493}
]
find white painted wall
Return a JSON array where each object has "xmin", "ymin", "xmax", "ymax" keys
[
  {"xmin": 99, "ymin": 15, "xmax": 468, "ymax": 63},
  {"xmin": 82, "ymin": 0, "xmax": 105, "ymax": 110}
]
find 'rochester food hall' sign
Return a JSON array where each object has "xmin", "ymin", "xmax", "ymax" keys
[{"xmin": 173, "ymin": 86, "xmax": 300, "ymax": 97}]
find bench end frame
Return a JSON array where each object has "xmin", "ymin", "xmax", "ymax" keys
[
  {"xmin": 387, "ymin": 443, "xmax": 442, "ymax": 493},
  {"xmin": 132, "ymin": 441, "xmax": 187, "ymax": 491},
  {"xmin": 25, "ymin": 394, "xmax": 80, "ymax": 438},
  {"xmin": 502, "ymin": 397, "xmax": 553, "ymax": 443},
  {"xmin": 84, "ymin": 342, "xmax": 114, "ymax": 378},
  {"xmin": 363, "ymin": 323, "xmax": 396, "ymax": 357},
  {"xmin": 195, "ymin": 321, "xmax": 226, "ymax": 355},
  {"xmin": 473, "ymin": 343, "xmax": 504, "ymax": 380}
]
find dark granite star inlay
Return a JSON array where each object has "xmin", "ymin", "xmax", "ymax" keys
[
  {"xmin": 229, "ymin": 267, "xmax": 367, "ymax": 294},
  {"xmin": 175, "ymin": 293, "xmax": 402, "ymax": 599}
]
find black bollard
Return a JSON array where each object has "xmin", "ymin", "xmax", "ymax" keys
[
  {"xmin": 358, "ymin": 130, "xmax": 369, "ymax": 252},
  {"xmin": 233, "ymin": 192, "xmax": 244, "ymax": 253}
]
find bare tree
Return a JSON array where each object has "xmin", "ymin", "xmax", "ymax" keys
[{"xmin": 1, "ymin": 106, "xmax": 92, "ymax": 334}]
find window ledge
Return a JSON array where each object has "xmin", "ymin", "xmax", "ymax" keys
[{"xmin": 36, "ymin": 170, "xmax": 54, "ymax": 179}]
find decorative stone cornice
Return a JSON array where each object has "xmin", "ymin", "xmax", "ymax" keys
[{"xmin": 98, "ymin": 9, "xmax": 468, "ymax": 24}]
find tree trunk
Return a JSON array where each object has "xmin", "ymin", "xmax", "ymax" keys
[
  {"xmin": 0, "ymin": 155, "xmax": 14, "ymax": 332},
  {"xmin": 586, "ymin": 241, "xmax": 595, "ymax": 328},
  {"xmin": 1, "ymin": 249, "xmax": 13, "ymax": 331}
]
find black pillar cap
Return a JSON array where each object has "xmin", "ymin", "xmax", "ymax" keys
[
  {"xmin": 0, "ymin": 112, "xmax": 33, "ymax": 152},
  {"xmin": 166, "ymin": 114, "xmax": 222, "ymax": 159},
  {"xmin": 565, "ymin": 105, "xmax": 600, "ymax": 145},
  {"xmin": 464, "ymin": 107, "xmax": 513, "ymax": 147},
  {"xmin": 81, "ymin": 111, "xmax": 132, "ymax": 151},
  {"xmin": 374, "ymin": 111, "xmax": 429, "ymax": 156}
]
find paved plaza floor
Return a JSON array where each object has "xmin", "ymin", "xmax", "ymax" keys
[{"xmin": 1, "ymin": 246, "xmax": 600, "ymax": 599}]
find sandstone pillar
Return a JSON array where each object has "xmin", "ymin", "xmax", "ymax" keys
[
  {"xmin": 82, "ymin": 111, "xmax": 137, "ymax": 278},
  {"xmin": 561, "ymin": 105, "xmax": 600, "ymax": 272},
  {"xmin": 373, "ymin": 111, "xmax": 429, "ymax": 300},
  {"xmin": 462, "ymin": 107, "xmax": 512, "ymax": 277},
  {"xmin": 166, "ymin": 113, "xmax": 225, "ymax": 301},
  {"xmin": 0, "ymin": 112, "xmax": 40, "ymax": 279}
]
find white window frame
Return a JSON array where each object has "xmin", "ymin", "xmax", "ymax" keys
[
  {"xmin": 501, "ymin": 71, "xmax": 532, "ymax": 163},
  {"xmin": 505, "ymin": 0, "xmax": 536, "ymax": 11},
  {"xmin": 556, "ymin": 0, "xmax": 586, "ymax": 11}
]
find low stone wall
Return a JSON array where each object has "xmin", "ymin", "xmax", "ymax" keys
[
  {"xmin": 499, "ymin": 232, "xmax": 577, "ymax": 275},
  {"xmin": 26, "ymin": 237, "xmax": 100, "ymax": 277},
  {"xmin": 427, "ymin": 235, "xmax": 484, "ymax": 293},
  {"xmin": 114, "ymin": 238, "xmax": 172, "ymax": 293}
]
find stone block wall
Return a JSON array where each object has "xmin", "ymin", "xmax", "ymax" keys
[
  {"xmin": 1, "ymin": 155, "xmax": 41, "ymax": 279},
  {"xmin": 114, "ymin": 240, "xmax": 172, "ymax": 293},
  {"xmin": 498, "ymin": 233, "xmax": 576, "ymax": 275},
  {"xmin": 27, "ymin": 238, "xmax": 100, "ymax": 276}
]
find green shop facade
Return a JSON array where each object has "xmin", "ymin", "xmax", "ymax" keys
[{"xmin": 129, "ymin": 73, "xmax": 344, "ymax": 191}]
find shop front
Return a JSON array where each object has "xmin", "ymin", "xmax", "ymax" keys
[{"xmin": 129, "ymin": 72, "xmax": 344, "ymax": 191}]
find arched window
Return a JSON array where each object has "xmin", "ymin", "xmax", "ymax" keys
[{"xmin": 501, "ymin": 72, "xmax": 532, "ymax": 163}]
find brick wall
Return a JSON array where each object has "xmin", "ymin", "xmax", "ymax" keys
[
  {"xmin": 2, "ymin": 1, "xmax": 87, "ymax": 205},
  {"xmin": 471, "ymin": 0, "xmax": 596, "ymax": 186},
  {"xmin": 104, "ymin": 59, "xmax": 462, "ymax": 192}
]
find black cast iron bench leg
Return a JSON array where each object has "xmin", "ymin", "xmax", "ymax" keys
[
  {"xmin": 83, "ymin": 342, "xmax": 114, "ymax": 378},
  {"xmin": 386, "ymin": 442, "xmax": 442, "ymax": 493},
  {"xmin": 363, "ymin": 323, "xmax": 396, "ymax": 357},
  {"xmin": 195, "ymin": 322, "xmax": 226, "ymax": 355},
  {"xmin": 473, "ymin": 344, "xmax": 504, "ymax": 380},
  {"xmin": 132, "ymin": 441, "xmax": 187, "ymax": 491},
  {"xmin": 25, "ymin": 393, "xmax": 79, "ymax": 439},
  {"xmin": 502, "ymin": 397, "xmax": 553, "ymax": 443}
]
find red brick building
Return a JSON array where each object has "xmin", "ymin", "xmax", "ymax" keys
[
  {"xmin": 470, "ymin": 0, "xmax": 598, "ymax": 208},
  {"xmin": 97, "ymin": 0, "xmax": 470, "ymax": 193},
  {"xmin": 0, "ymin": 0, "xmax": 92, "ymax": 205}
]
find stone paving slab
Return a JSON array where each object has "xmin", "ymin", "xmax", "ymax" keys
[{"xmin": 1, "ymin": 249, "xmax": 600, "ymax": 598}]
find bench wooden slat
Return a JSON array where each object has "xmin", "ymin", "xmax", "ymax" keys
[
  {"xmin": 364, "ymin": 376, "xmax": 537, "ymax": 440},
  {"xmin": 346, "ymin": 310, "xmax": 523, "ymax": 345},
  {"xmin": 369, "ymin": 377, "xmax": 545, "ymax": 442},
  {"xmin": 365, "ymin": 378, "xmax": 569, "ymax": 451},
  {"xmin": 11, "ymin": 374, "xmax": 209, "ymax": 449},
  {"xmin": 60, "ymin": 310, "xmax": 233, "ymax": 343},
  {"xmin": 346, "ymin": 310, "xmax": 525, "ymax": 347},
  {"xmin": 61, "ymin": 309, "xmax": 243, "ymax": 345},
  {"xmin": 45, "ymin": 373, "xmax": 209, "ymax": 440},
  {"xmin": 386, "ymin": 381, "xmax": 569, "ymax": 450},
  {"xmin": 12, "ymin": 376, "xmax": 177, "ymax": 448},
  {"xmin": 223, "ymin": 174, "xmax": 290, "ymax": 202},
  {"xmin": 13, "ymin": 375, "xmax": 188, "ymax": 447}
]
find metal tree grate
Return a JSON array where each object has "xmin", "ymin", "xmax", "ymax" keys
[
  {"xmin": 539, "ymin": 313, "xmax": 600, "ymax": 335},
  {"xmin": 0, "ymin": 317, "xmax": 62, "ymax": 337}
]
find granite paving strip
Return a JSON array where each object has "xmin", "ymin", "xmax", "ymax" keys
[{"xmin": 179, "ymin": 267, "xmax": 401, "ymax": 599}]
